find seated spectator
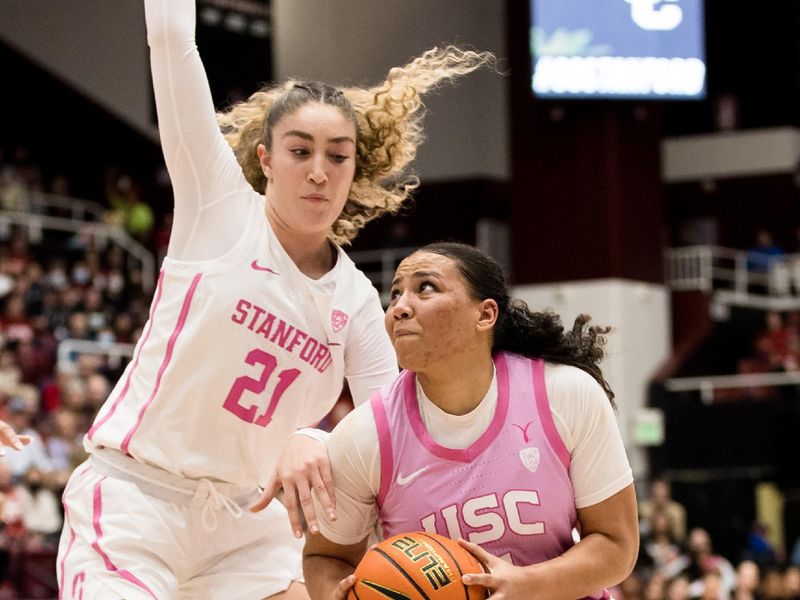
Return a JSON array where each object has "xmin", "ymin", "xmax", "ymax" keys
[
  {"xmin": 760, "ymin": 567, "xmax": 785, "ymax": 600},
  {"xmin": 747, "ymin": 228, "xmax": 785, "ymax": 293},
  {"xmin": 0, "ymin": 294, "xmax": 34, "ymax": 345},
  {"xmin": 640, "ymin": 477, "xmax": 688, "ymax": 544},
  {"xmin": 733, "ymin": 560, "xmax": 761, "ymax": 600},
  {"xmin": 683, "ymin": 527, "xmax": 737, "ymax": 600},
  {"xmin": 44, "ymin": 409, "xmax": 81, "ymax": 474},
  {"xmin": 742, "ymin": 522, "xmax": 780, "ymax": 569},
  {"xmin": 643, "ymin": 571, "xmax": 667, "ymax": 600},
  {"xmin": 0, "ymin": 462, "xmax": 25, "ymax": 553},
  {"xmin": 617, "ymin": 571, "xmax": 644, "ymax": 600},
  {"xmin": 15, "ymin": 466, "xmax": 61, "ymax": 551},
  {"xmin": 642, "ymin": 509, "xmax": 684, "ymax": 577},
  {"xmin": 785, "ymin": 565, "xmax": 800, "ymax": 600},
  {"xmin": 2, "ymin": 398, "xmax": 51, "ymax": 481},
  {"xmin": 698, "ymin": 568, "xmax": 725, "ymax": 600},
  {"xmin": 667, "ymin": 574, "xmax": 691, "ymax": 600}
]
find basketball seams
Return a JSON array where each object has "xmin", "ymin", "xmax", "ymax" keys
[{"xmin": 375, "ymin": 547, "xmax": 432, "ymax": 600}]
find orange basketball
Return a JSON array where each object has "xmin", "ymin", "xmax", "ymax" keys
[{"xmin": 346, "ymin": 531, "xmax": 487, "ymax": 599}]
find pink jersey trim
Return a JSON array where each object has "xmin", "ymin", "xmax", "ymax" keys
[
  {"xmin": 58, "ymin": 465, "xmax": 91, "ymax": 599},
  {"xmin": 71, "ymin": 572, "xmax": 85, "ymax": 600},
  {"xmin": 120, "ymin": 272, "xmax": 202, "ymax": 454},
  {"xmin": 370, "ymin": 391, "xmax": 394, "ymax": 507},
  {"xmin": 90, "ymin": 477, "xmax": 158, "ymax": 599},
  {"xmin": 405, "ymin": 353, "xmax": 510, "ymax": 463},
  {"xmin": 59, "ymin": 520, "xmax": 75, "ymax": 599},
  {"xmin": 531, "ymin": 359, "xmax": 571, "ymax": 470},
  {"xmin": 87, "ymin": 271, "xmax": 166, "ymax": 441}
]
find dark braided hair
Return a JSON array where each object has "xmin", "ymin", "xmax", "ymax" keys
[{"xmin": 419, "ymin": 242, "xmax": 615, "ymax": 407}]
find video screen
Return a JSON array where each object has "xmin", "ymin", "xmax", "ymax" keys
[{"xmin": 531, "ymin": 0, "xmax": 706, "ymax": 100}]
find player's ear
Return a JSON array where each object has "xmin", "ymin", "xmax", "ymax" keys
[
  {"xmin": 257, "ymin": 144, "xmax": 272, "ymax": 181},
  {"xmin": 476, "ymin": 299, "xmax": 498, "ymax": 333}
]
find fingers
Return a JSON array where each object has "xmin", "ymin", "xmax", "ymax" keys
[
  {"xmin": 0, "ymin": 421, "xmax": 24, "ymax": 450},
  {"xmin": 334, "ymin": 574, "xmax": 355, "ymax": 600},
  {"xmin": 248, "ymin": 476, "xmax": 280, "ymax": 513},
  {"xmin": 457, "ymin": 538, "xmax": 495, "ymax": 568},
  {"xmin": 311, "ymin": 467, "xmax": 337, "ymax": 522},
  {"xmin": 0, "ymin": 423, "xmax": 27, "ymax": 457},
  {"xmin": 285, "ymin": 478, "xmax": 311, "ymax": 538},
  {"xmin": 462, "ymin": 572, "xmax": 496, "ymax": 589}
]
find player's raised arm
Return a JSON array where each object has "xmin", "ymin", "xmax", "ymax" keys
[{"xmin": 144, "ymin": 0, "xmax": 241, "ymax": 211}]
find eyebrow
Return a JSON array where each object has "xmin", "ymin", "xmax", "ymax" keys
[
  {"xmin": 283, "ymin": 130, "xmax": 355, "ymax": 145},
  {"xmin": 391, "ymin": 270, "xmax": 442, "ymax": 286}
]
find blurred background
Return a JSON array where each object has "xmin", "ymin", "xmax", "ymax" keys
[{"xmin": 0, "ymin": 0, "xmax": 799, "ymax": 597}]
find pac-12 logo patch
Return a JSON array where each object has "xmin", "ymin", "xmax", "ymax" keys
[
  {"xmin": 519, "ymin": 447, "xmax": 540, "ymax": 473},
  {"xmin": 331, "ymin": 309, "xmax": 349, "ymax": 333}
]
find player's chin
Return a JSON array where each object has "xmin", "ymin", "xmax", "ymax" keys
[{"xmin": 393, "ymin": 348, "xmax": 425, "ymax": 372}]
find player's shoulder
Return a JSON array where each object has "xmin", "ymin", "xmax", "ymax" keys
[
  {"xmin": 544, "ymin": 361, "xmax": 596, "ymax": 384},
  {"xmin": 543, "ymin": 362, "xmax": 608, "ymax": 405}
]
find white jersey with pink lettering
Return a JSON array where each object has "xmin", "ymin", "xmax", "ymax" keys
[
  {"xmin": 82, "ymin": 0, "xmax": 398, "ymax": 488},
  {"xmin": 84, "ymin": 202, "xmax": 391, "ymax": 486}
]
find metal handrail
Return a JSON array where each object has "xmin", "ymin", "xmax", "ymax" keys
[
  {"xmin": 0, "ymin": 210, "xmax": 156, "ymax": 293},
  {"xmin": 57, "ymin": 338, "xmax": 135, "ymax": 373},
  {"xmin": 347, "ymin": 247, "xmax": 416, "ymax": 304},
  {"xmin": 664, "ymin": 370, "xmax": 800, "ymax": 403},
  {"xmin": 664, "ymin": 245, "xmax": 800, "ymax": 297}
]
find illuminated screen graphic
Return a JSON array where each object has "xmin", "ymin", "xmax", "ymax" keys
[{"xmin": 531, "ymin": 0, "xmax": 706, "ymax": 100}]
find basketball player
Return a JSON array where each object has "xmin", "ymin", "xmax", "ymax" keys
[
  {"xmin": 303, "ymin": 243, "xmax": 639, "ymax": 600},
  {"xmin": 55, "ymin": 0, "xmax": 493, "ymax": 597}
]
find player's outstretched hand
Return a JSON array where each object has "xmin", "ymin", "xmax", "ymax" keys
[
  {"xmin": 248, "ymin": 434, "xmax": 336, "ymax": 539},
  {"xmin": 459, "ymin": 538, "xmax": 534, "ymax": 600},
  {"xmin": 0, "ymin": 420, "xmax": 31, "ymax": 458}
]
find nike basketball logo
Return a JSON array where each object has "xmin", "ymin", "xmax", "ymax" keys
[
  {"xmin": 251, "ymin": 260, "xmax": 279, "ymax": 275},
  {"xmin": 361, "ymin": 580, "xmax": 411, "ymax": 599},
  {"xmin": 396, "ymin": 466, "xmax": 428, "ymax": 486}
]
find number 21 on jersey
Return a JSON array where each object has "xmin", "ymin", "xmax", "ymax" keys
[{"xmin": 222, "ymin": 348, "xmax": 300, "ymax": 427}]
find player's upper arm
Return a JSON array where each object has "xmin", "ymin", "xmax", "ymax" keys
[
  {"xmin": 344, "ymin": 292, "xmax": 398, "ymax": 406},
  {"xmin": 545, "ymin": 364, "xmax": 632, "ymax": 508}
]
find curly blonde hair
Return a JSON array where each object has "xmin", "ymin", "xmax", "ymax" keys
[{"xmin": 216, "ymin": 46, "xmax": 495, "ymax": 245}]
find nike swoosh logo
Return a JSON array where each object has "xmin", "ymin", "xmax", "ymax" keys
[
  {"xmin": 251, "ymin": 260, "xmax": 279, "ymax": 275},
  {"xmin": 396, "ymin": 466, "xmax": 428, "ymax": 486},
  {"xmin": 361, "ymin": 580, "xmax": 411, "ymax": 599}
]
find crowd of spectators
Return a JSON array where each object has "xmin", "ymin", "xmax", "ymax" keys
[
  {"xmin": 625, "ymin": 478, "xmax": 800, "ymax": 600},
  {"xmin": 0, "ymin": 145, "xmax": 155, "ymax": 596}
]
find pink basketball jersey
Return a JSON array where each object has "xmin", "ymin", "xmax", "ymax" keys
[{"xmin": 371, "ymin": 352, "xmax": 608, "ymax": 599}]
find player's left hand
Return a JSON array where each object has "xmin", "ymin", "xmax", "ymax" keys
[
  {"xmin": 248, "ymin": 434, "xmax": 336, "ymax": 539},
  {"xmin": 459, "ymin": 538, "xmax": 533, "ymax": 600}
]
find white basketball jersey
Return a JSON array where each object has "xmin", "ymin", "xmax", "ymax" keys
[{"xmin": 86, "ymin": 195, "xmax": 381, "ymax": 486}]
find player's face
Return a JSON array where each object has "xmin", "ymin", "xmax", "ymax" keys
[
  {"xmin": 258, "ymin": 102, "xmax": 357, "ymax": 239},
  {"xmin": 386, "ymin": 252, "xmax": 485, "ymax": 372}
]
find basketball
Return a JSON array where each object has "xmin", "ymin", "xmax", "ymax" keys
[{"xmin": 347, "ymin": 531, "xmax": 487, "ymax": 599}]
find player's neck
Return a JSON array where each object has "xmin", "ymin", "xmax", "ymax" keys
[
  {"xmin": 267, "ymin": 214, "xmax": 336, "ymax": 279},
  {"xmin": 417, "ymin": 354, "xmax": 494, "ymax": 416}
]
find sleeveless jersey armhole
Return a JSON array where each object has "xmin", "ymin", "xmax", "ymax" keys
[
  {"xmin": 370, "ymin": 391, "xmax": 394, "ymax": 508},
  {"xmin": 532, "ymin": 359, "xmax": 571, "ymax": 470}
]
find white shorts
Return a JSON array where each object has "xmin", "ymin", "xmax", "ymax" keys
[{"xmin": 57, "ymin": 450, "xmax": 303, "ymax": 599}]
